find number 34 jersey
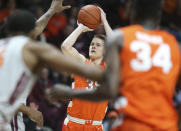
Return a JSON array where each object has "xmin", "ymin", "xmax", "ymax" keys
[{"xmin": 118, "ymin": 25, "xmax": 181, "ymax": 129}]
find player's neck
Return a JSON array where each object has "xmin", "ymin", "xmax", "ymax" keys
[
  {"xmin": 90, "ymin": 57, "xmax": 103, "ymax": 65},
  {"xmin": 132, "ymin": 20, "xmax": 159, "ymax": 30}
]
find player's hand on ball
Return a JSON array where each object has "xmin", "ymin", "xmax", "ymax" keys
[
  {"xmin": 98, "ymin": 7, "xmax": 107, "ymax": 24},
  {"xmin": 78, "ymin": 22, "xmax": 94, "ymax": 32},
  {"xmin": 27, "ymin": 108, "xmax": 44, "ymax": 128},
  {"xmin": 50, "ymin": 0, "xmax": 71, "ymax": 13}
]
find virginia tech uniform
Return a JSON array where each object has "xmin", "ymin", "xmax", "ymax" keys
[
  {"xmin": 63, "ymin": 60, "xmax": 108, "ymax": 131},
  {"xmin": 0, "ymin": 36, "xmax": 36, "ymax": 130},
  {"xmin": 111, "ymin": 25, "xmax": 181, "ymax": 131}
]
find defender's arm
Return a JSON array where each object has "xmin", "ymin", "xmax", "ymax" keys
[{"xmin": 30, "ymin": 0, "xmax": 70, "ymax": 39}]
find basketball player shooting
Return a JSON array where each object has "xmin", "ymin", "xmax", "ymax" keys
[
  {"xmin": 46, "ymin": 6, "xmax": 114, "ymax": 101},
  {"xmin": 59, "ymin": 6, "xmax": 112, "ymax": 131}
]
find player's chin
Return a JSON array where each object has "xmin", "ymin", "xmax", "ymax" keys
[
  {"xmin": 89, "ymin": 54, "xmax": 96, "ymax": 59},
  {"xmin": 90, "ymin": 55, "xmax": 101, "ymax": 60}
]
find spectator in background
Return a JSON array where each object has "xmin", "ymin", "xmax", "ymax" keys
[
  {"xmin": 59, "ymin": 72, "xmax": 72, "ymax": 85},
  {"xmin": 0, "ymin": 0, "xmax": 18, "ymax": 24},
  {"xmin": 161, "ymin": 0, "xmax": 181, "ymax": 42},
  {"xmin": 161, "ymin": 0, "xmax": 177, "ymax": 27},
  {"xmin": 163, "ymin": 0, "xmax": 177, "ymax": 14},
  {"xmin": 68, "ymin": 7, "xmax": 78, "ymax": 26},
  {"xmin": 44, "ymin": 12, "xmax": 67, "ymax": 46},
  {"xmin": 51, "ymin": 71, "xmax": 61, "ymax": 84},
  {"xmin": 29, "ymin": 68, "xmax": 68, "ymax": 131}
]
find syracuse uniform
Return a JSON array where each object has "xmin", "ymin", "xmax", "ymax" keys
[
  {"xmin": 63, "ymin": 59, "xmax": 108, "ymax": 131},
  {"xmin": 112, "ymin": 25, "xmax": 180, "ymax": 131}
]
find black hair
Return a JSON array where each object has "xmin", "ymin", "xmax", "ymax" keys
[
  {"xmin": 132, "ymin": 0, "xmax": 163, "ymax": 20},
  {"xmin": 6, "ymin": 11, "xmax": 36, "ymax": 34}
]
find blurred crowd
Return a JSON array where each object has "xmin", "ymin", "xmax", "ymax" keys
[{"xmin": 0, "ymin": 0, "xmax": 181, "ymax": 130}]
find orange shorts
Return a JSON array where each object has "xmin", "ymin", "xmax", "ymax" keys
[
  {"xmin": 62, "ymin": 118, "xmax": 103, "ymax": 131},
  {"xmin": 111, "ymin": 116, "xmax": 178, "ymax": 131}
]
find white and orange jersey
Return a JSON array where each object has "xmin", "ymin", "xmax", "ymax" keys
[
  {"xmin": 67, "ymin": 59, "xmax": 108, "ymax": 121},
  {"xmin": 0, "ymin": 36, "xmax": 36, "ymax": 125},
  {"xmin": 117, "ymin": 25, "xmax": 180, "ymax": 130}
]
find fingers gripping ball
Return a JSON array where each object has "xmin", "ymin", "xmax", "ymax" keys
[{"xmin": 78, "ymin": 5, "xmax": 101, "ymax": 29}]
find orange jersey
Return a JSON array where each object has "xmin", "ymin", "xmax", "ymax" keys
[
  {"xmin": 119, "ymin": 25, "xmax": 180, "ymax": 130},
  {"xmin": 67, "ymin": 59, "xmax": 108, "ymax": 121}
]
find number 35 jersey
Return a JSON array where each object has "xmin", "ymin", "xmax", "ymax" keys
[
  {"xmin": 118, "ymin": 25, "xmax": 181, "ymax": 129},
  {"xmin": 67, "ymin": 60, "xmax": 108, "ymax": 121}
]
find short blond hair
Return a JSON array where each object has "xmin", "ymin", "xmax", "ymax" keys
[{"xmin": 94, "ymin": 34, "xmax": 106, "ymax": 41}]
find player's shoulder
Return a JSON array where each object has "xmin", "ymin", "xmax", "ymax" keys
[
  {"xmin": 158, "ymin": 30, "xmax": 180, "ymax": 51},
  {"xmin": 156, "ymin": 29, "xmax": 177, "ymax": 42}
]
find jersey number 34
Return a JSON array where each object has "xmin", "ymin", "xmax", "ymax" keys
[{"xmin": 130, "ymin": 40, "xmax": 172, "ymax": 74}]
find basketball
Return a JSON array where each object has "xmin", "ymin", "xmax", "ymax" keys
[{"xmin": 78, "ymin": 5, "xmax": 101, "ymax": 29}]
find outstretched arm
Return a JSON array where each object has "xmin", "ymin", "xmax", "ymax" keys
[
  {"xmin": 46, "ymin": 84, "xmax": 108, "ymax": 102},
  {"xmin": 29, "ymin": 0, "xmax": 71, "ymax": 39},
  {"xmin": 61, "ymin": 24, "xmax": 93, "ymax": 62},
  {"xmin": 23, "ymin": 41, "xmax": 104, "ymax": 82}
]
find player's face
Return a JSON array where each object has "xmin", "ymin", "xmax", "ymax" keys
[{"xmin": 89, "ymin": 37, "xmax": 104, "ymax": 60}]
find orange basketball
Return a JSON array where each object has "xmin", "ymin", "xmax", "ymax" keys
[{"xmin": 78, "ymin": 5, "xmax": 101, "ymax": 29}]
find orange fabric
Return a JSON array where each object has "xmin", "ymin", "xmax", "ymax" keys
[
  {"xmin": 163, "ymin": 0, "xmax": 177, "ymax": 13},
  {"xmin": 0, "ymin": 9, "xmax": 10, "ymax": 24},
  {"xmin": 67, "ymin": 59, "xmax": 108, "ymax": 121},
  {"xmin": 111, "ymin": 116, "xmax": 178, "ymax": 131},
  {"xmin": 44, "ymin": 14, "xmax": 67, "ymax": 37},
  {"xmin": 118, "ymin": 25, "xmax": 180, "ymax": 130},
  {"xmin": 108, "ymin": 111, "xmax": 119, "ymax": 119},
  {"xmin": 62, "ymin": 120, "xmax": 103, "ymax": 131}
]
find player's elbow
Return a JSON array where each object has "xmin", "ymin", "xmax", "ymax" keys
[
  {"xmin": 61, "ymin": 44, "xmax": 69, "ymax": 53},
  {"xmin": 61, "ymin": 44, "xmax": 67, "ymax": 51}
]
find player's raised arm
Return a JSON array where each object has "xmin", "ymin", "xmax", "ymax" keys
[
  {"xmin": 23, "ymin": 41, "xmax": 104, "ymax": 82},
  {"xmin": 99, "ymin": 8, "xmax": 113, "ymax": 36},
  {"xmin": 29, "ymin": 0, "xmax": 71, "ymax": 39},
  {"xmin": 61, "ymin": 24, "xmax": 93, "ymax": 62}
]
